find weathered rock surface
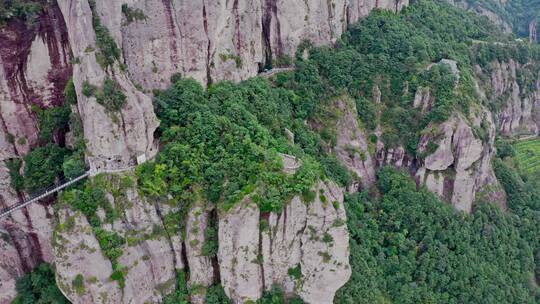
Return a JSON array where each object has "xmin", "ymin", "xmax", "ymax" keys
[
  {"xmin": 57, "ymin": 0, "xmax": 159, "ymax": 172},
  {"xmin": 413, "ymin": 87, "xmax": 434, "ymax": 112},
  {"xmin": 297, "ymin": 181, "xmax": 351, "ymax": 303},
  {"xmin": 477, "ymin": 60, "xmax": 540, "ymax": 136},
  {"xmin": 447, "ymin": 0, "xmax": 512, "ymax": 33},
  {"xmin": 218, "ymin": 179, "xmax": 351, "ymax": 304},
  {"xmin": 53, "ymin": 174, "xmax": 181, "ymax": 304},
  {"xmin": 416, "ymin": 110, "xmax": 506, "ymax": 213},
  {"xmin": 54, "ymin": 208, "xmax": 122, "ymax": 303},
  {"xmin": 88, "ymin": 0, "xmax": 409, "ymax": 89},
  {"xmin": 334, "ymin": 96, "xmax": 376, "ymax": 189},
  {"xmin": 0, "ymin": 3, "xmax": 70, "ymax": 283},
  {"xmin": 530, "ymin": 19, "xmax": 538, "ymax": 43},
  {"xmin": 185, "ymin": 203, "xmax": 215, "ymax": 304},
  {"xmin": 0, "ymin": 3, "xmax": 71, "ymax": 157},
  {"xmin": 0, "ymin": 232, "xmax": 24, "ymax": 304}
]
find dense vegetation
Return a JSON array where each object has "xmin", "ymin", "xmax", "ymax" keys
[
  {"xmin": 138, "ymin": 77, "xmax": 335, "ymax": 213},
  {"xmin": 7, "ymin": 79, "xmax": 86, "ymax": 194},
  {"xmin": 9, "ymin": 0, "xmax": 540, "ymax": 303},
  {"xmin": 0, "ymin": 0, "xmax": 43, "ymax": 26},
  {"xmin": 295, "ymin": 0, "xmax": 524, "ymax": 153},
  {"xmin": 13, "ymin": 263, "xmax": 69, "ymax": 304},
  {"xmin": 455, "ymin": 0, "xmax": 540, "ymax": 41},
  {"xmin": 336, "ymin": 166, "xmax": 540, "ymax": 303}
]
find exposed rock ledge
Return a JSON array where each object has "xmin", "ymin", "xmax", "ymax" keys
[{"xmin": 219, "ymin": 180, "xmax": 351, "ymax": 304}]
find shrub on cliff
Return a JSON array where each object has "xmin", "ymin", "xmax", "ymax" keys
[
  {"xmin": 88, "ymin": 0, "xmax": 120, "ymax": 68},
  {"xmin": 0, "ymin": 0, "xmax": 43, "ymax": 26},
  {"xmin": 36, "ymin": 104, "xmax": 71, "ymax": 143},
  {"xmin": 13, "ymin": 263, "xmax": 69, "ymax": 304},
  {"xmin": 96, "ymin": 78, "xmax": 127, "ymax": 112},
  {"xmin": 23, "ymin": 143, "xmax": 69, "ymax": 193}
]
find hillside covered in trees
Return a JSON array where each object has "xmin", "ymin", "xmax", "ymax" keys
[
  {"xmin": 453, "ymin": 0, "xmax": 540, "ymax": 41},
  {"xmin": 1, "ymin": 0, "xmax": 539, "ymax": 303}
]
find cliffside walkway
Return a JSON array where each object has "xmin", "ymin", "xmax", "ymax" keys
[
  {"xmin": 0, "ymin": 173, "xmax": 89, "ymax": 219},
  {"xmin": 0, "ymin": 166, "xmax": 136, "ymax": 219},
  {"xmin": 259, "ymin": 67, "xmax": 295, "ymax": 78}
]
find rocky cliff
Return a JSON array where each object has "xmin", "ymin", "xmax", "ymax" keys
[
  {"xmin": 448, "ymin": 0, "xmax": 540, "ymax": 42},
  {"xmin": 475, "ymin": 59, "xmax": 540, "ymax": 137},
  {"xmin": 48, "ymin": 166, "xmax": 349, "ymax": 304},
  {"xmin": 0, "ymin": 1, "xmax": 405, "ymax": 303},
  {"xmin": 0, "ymin": 0, "xmax": 538, "ymax": 303},
  {"xmin": 0, "ymin": 6, "xmax": 69, "ymax": 294},
  {"xmin": 319, "ymin": 57, "xmax": 516, "ymax": 213}
]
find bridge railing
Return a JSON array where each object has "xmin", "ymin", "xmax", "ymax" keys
[
  {"xmin": 0, "ymin": 164, "xmax": 141, "ymax": 219},
  {"xmin": 0, "ymin": 172, "xmax": 89, "ymax": 219}
]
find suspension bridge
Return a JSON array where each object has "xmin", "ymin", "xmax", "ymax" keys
[
  {"xmin": 0, "ymin": 66, "xmax": 297, "ymax": 220},
  {"xmin": 0, "ymin": 166, "xmax": 136, "ymax": 219}
]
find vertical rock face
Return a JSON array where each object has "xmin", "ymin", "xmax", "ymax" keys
[
  {"xmin": 416, "ymin": 110, "xmax": 506, "ymax": 213},
  {"xmin": 54, "ymin": 209, "xmax": 122, "ymax": 303},
  {"xmin": 265, "ymin": 0, "xmax": 348, "ymax": 58},
  {"xmin": 218, "ymin": 180, "xmax": 351, "ymax": 304},
  {"xmin": 118, "ymin": 0, "xmax": 264, "ymax": 88},
  {"xmin": 334, "ymin": 96, "xmax": 376, "ymax": 189},
  {"xmin": 347, "ymin": 0, "xmax": 409, "ymax": 25},
  {"xmin": 530, "ymin": 20, "xmax": 538, "ymax": 43},
  {"xmin": 296, "ymin": 181, "xmax": 351, "ymax": 304},
  {"xmin": 218, "ymin": 198, "xmax": 263, "ymax": 302},
  {"xmin": 185, "ymin": 203, "xmax": 215, "ymax": 304},
  {"xmin": 0, "ymin": 3, "xmax": 71, "ymax": 156},
  {"xmin": 0, "ymin": 2, "xmax": 71, "ymax": 293},
  {"xmin": 53, "ymin": 173, "xmax": 181, "ymax": 304},
  {"xmin": 0, "ymin": 232, "xmax": 24, "ymax": 304},
  {"xmin": 73, "ymin": 0, "xmax": 411, "ymax": 90},
  {"xmin": 56, "ymin": 0, "xmax": 159, "ymax": 171},
  {"xmin": 478, "ymin": 60, "xmax": 540, "ymax": 136}
]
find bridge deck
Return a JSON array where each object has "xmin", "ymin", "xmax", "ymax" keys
[{"xmin": 0, "ymin": 166, "xmax": 136, "ymax": 219}]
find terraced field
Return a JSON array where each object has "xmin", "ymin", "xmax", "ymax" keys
[{"xmin": 513, "ymin": 138, "xmax": 540, "ymax": 174}]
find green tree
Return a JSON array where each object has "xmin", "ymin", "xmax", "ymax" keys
[
  {"xmin": 23, "ymin": 144, "xmax": 68, "ymax": 192},
  {"xmin": 13, "ymin": 263, "xmax": 69, "ymax": 304}
]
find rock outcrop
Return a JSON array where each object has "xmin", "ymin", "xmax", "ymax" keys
[
  {"xmin": 218, "ymin": 180, "xmax": 351, "ymax": 304},
  {"xmin": 75, "ymin": 0, "xmax": 409, "ymax": 90},
  {"xmin": 476, "ymin": 60, "xmax": 540, "ymax": 136},
  {"xmin": 44, "ymin": 167, "xmax": 351, "ymax": 304},
  {"xmin": 0, "ymin": 1, "xmax": 69, "ymax": 270},
  {"xmin": 54, "ymin": 209, "xmax": 122, "ymax": 303},
  {"xmin": 2, "ymin": 0, "xmax": 402, "ymax": 302},
  {"xmin": 447, "ymin": 0, "xmax": 512, "ymax": 33},
  {"xmin": 53, "ymin": 173, "xmax": 181, "ymax": 304},
  {"xmin": 530, "ymin": 19, "xmax": 538, "ymax": 43},
  {"xmin": 416, "ymin": 110, "xmax": 506, "ymax": 213},
  {"xmin": 0, "ymin": 232, "xmax": 24, "ymax": 304},
  {"xmin": 57, "ymin": 0, "xmax": 159, "ymax": 171},
  {"xmin": 185, "ymin": 203, "xmax": 215, "ymax": 304},
  {"xmin": 334, "ymin": 96, "xmax": 376, "ymax": 189},
  {"xmin": 329, "ymin": 89, "xmax": 506, "ymax": 213}
]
